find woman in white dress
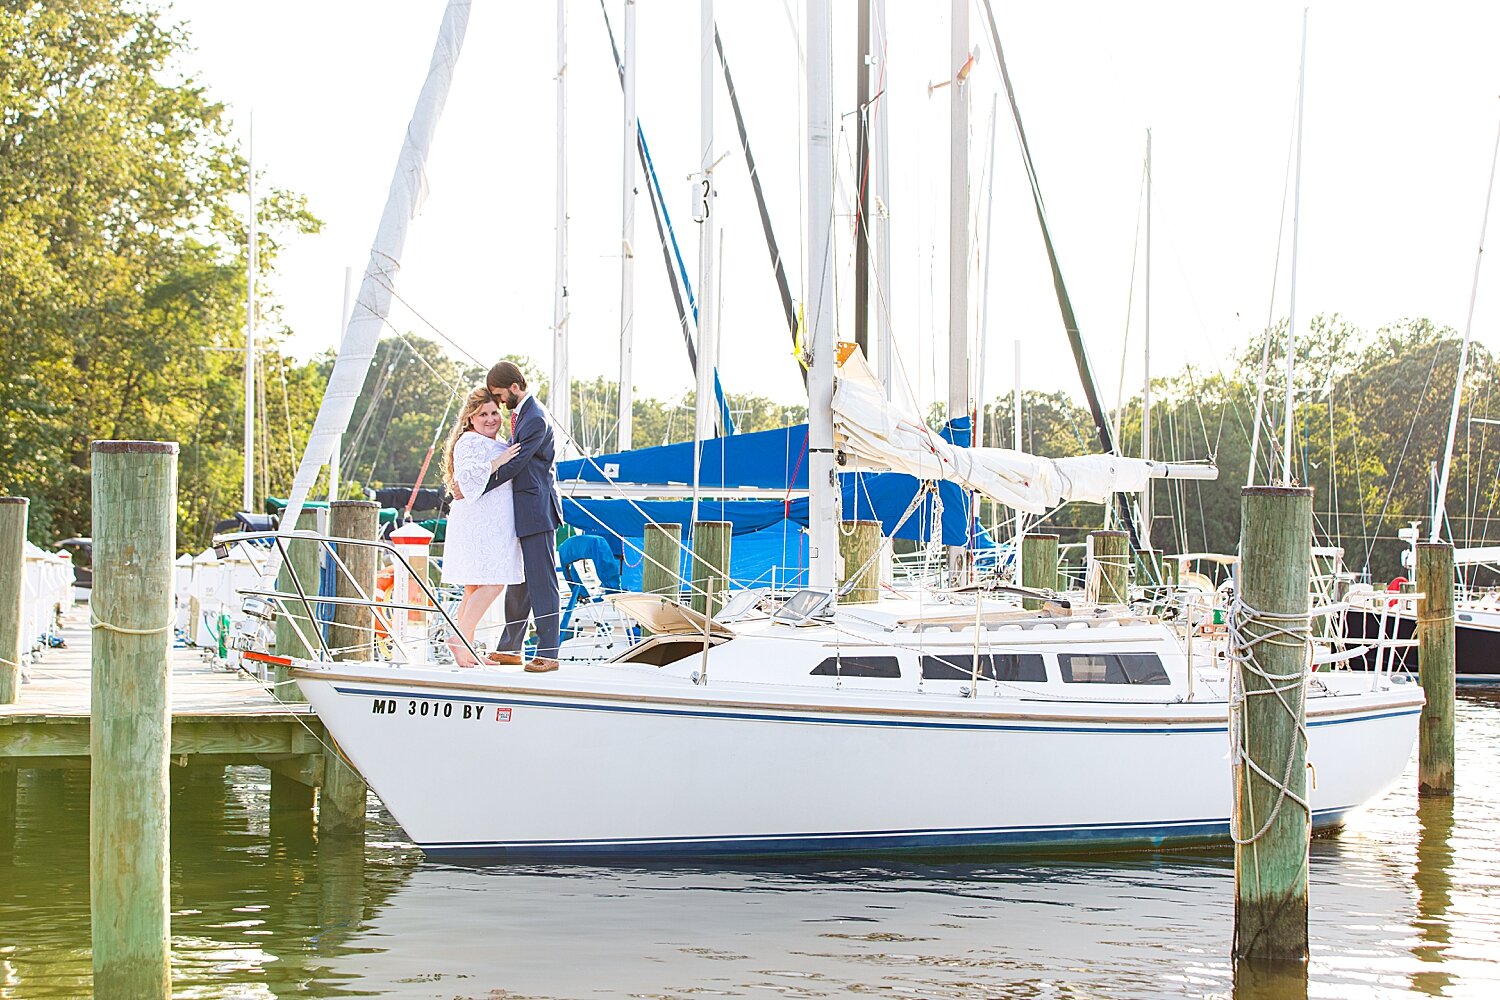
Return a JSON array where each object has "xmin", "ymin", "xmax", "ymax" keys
[{"xmin": 440, "ymin": 387, "xmax": 523, "ymax": 666}]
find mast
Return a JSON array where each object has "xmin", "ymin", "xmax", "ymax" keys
[
  {"xmin": 1282, "ymin": 9, "xmax": 1308, "ymax": 486},
  {"xmin": 617, "ymin": 0, "xmax": 637, "ymax": 452},
  {"xmin": 1141, "ymin": 128, "xmax": 1152, "ymax": 541},
  {"xmin": 947, "ymin": 0, "xmax": 970, "ymax": 421},
  {"xmin": 694, "ymin": 0, "xmax": 717, "ymax": 446},
  {"xmin": 805, "ymin": 0, "xmax": 838, "ymax": 590},
  {"xmin": 552, "ymin": 0, "xmax": 572, "ymax": 452},
  {"xmin": 871, "ymin": 0, "xmax": 893, "ymax": 398},
  {"xmin": 853, "ymin": 0, "xmax": 871, "ymax": 359},
  {"xmin": 243, "ymin": 114, "xmax": 256, "ymax": 512},
  {"xmin": 1432, "ymin": 107, "xmax": 1500, "ymax": 542}
]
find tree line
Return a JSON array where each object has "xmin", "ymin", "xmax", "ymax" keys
[{"xmin": 2, "ymin": 3, "xmax": 1495, "ymax": 587}]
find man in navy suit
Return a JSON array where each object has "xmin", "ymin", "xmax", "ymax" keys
[{"xmin": 481, "ymin": 361, "xmax": 564, "ymax": 672}]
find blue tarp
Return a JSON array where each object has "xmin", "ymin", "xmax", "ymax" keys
[
  {"xmin": 557, "ymin": 421, "xmax": 992, "ymax": 590},
  {"xmin": 563, "ymin": 474, "xmax": 993, "ymax": 591},
  {"xmin": 557, "ymin": 424, "xmax": 809, "ymax": 490}
]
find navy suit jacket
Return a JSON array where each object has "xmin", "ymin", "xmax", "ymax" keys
[{"xmin": 483, "ymin": 394, "xmax": 563, "ymax": 538}]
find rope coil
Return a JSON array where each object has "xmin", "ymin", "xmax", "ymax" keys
[{"xmin": 1226, "ymin": 593, "xmax": 1312, "ymax": 846}]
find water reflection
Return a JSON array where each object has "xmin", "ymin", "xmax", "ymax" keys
[
  {"xmin": 0, "ymin": 694, "xmax": 1498, "ymax": 997},
  {"xmin": 1234, "ymin": 958, "xmax": 1308, "ymax": 1000}
]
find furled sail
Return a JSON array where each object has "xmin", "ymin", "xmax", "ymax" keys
[
  {"xmin": 832, "ymin": 348, "xmax": 1216, "ymax": 513},
  {"xmin": 269, "ymin": 0, "xmax": 471, "ymax": 568}
]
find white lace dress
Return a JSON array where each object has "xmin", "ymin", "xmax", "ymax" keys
[{"xmin": 441, "ymin": 431, "xmax": 525, "ymax": 586}]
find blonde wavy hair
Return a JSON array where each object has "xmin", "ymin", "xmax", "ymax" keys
[{"xmin": 441, "ymin": 385, "xmax": 499, "ymax": 494}]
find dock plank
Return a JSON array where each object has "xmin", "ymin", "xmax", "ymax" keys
[{"xmin": 0, "ymin": 611, "xmax": 324, "ymax": 762}]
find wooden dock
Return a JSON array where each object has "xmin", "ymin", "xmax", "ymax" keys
[{"xmin": 0, "ymin": 608, "xmax": 342, "ymax": 804}]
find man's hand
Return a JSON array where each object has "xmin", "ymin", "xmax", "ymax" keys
[{"xmin": 491, "ymin": 443, "xmax": 522, "ymax": 471}]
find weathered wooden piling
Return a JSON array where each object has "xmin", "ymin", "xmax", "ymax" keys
[
  {"xmin": 837, "ymin": 520, "xmax": 882, "ymax": 604},
  {"xmin": 273, "ymin": 508, "xmax": 319, "ymax": 702},
  {"xmin": 1020, "ymin": 533, "xmax": 1059, "ymax": 611},
  {"xmin": 1232, "ymin": 485, "xmax": 1313, "ymax": 964},
  {"xmin": 1416, "ymin": 541, "xmax": 1456, "ymax": 797},
  {"xmin": 0, "ymin": 497, "xmax": 26, "ymax": 705},
  {"xmin": 90, "ymin": 440, "xmax": 177, "ymax": 997},
  {"xmin": 1089, "ymin": 529, "xmax": 1130, "ymax": 604},
  {"xmin": 329, "ymin": 500, "xmax": 379, "ymax": 662},
  {"xmin": 642, "ymin": 523, "xmax": 683, "ymax": 599},
  {"xmin": 690, "ymin": 521, "xmax": 731, "ymax": 617}
]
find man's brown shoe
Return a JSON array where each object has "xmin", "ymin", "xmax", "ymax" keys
[
  {"xmin": 486, "ymin": 651, "xmax": 524, "ymax": 666},
  {"xmin": 524, "ymin": 658, "xmax": 560, "ymax": 673}
]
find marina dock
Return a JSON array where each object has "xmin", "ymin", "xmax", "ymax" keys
[{"xmin": 0, "ymin": 610, "xmax": 341, "ymax": 813}]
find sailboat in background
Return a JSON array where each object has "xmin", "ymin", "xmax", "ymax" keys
[{"xmin": 1343, "ymin": 108, "xmax": 1500, "ymax": 680}]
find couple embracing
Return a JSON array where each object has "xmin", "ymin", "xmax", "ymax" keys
[{"xmin": 439, "ymin": 361, "xmax": 563, "ymax": 672}]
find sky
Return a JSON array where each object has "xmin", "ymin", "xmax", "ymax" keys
[{"xmin": 165, "ymin": 0, "xmax": 1500, "ymax": 443}]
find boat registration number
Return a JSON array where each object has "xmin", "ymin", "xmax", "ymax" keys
[{"xmin": 369, "ymin": 698, "xmax": 509, "ymax": 722}]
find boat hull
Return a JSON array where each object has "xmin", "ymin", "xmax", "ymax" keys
[
  {"xmin": 297, "ymin": 665, "xmax": 1421, "ymax": 860},
  {"xmin": 1343, "ymin": 607, "xmax": 1500, "ymax": 681}
]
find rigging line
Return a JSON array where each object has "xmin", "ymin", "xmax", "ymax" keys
[
  {"xmin": 977, "ymin": 0, "xmax": 1147, "ymax": 565},
  {"xmin": 1247, "ymin": 88, "xmax": 1300, "ymax": 487},
  {"xmin": 361, "ymin": 255, "xmax": 486, "ymax": 369},
  {"xmin": 1363, "ymin": 338, "xmax": 1446, "ymax": 570},
  {"xmin": 1346, "ymin": 380, "xmax": 1372, "ymax": 576},
  {"xmin": 598, "ymin": 1, "xmax": 735, "ymax": 433},
  {"xmin": 277, "ymin": 352, "xmax": 300, "ymax": 486},
  {"xmin": 716, "ymin": 25, "xmax": 801, "ymax": 383},
  {"xmin": 403, "ymin": 391, "xmax": 458, "ymax": 519},
  {"xmin": 1113, "ymin": 152, "xmax": 1149, "ymax": 452}
]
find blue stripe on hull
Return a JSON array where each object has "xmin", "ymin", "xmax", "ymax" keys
[
  {"xmin": 329, "ymin": 683, "xmax": 1420, "ymax": 735},
  {"xmin": 419, "ymin": 809, "xmax": 1353, "ymax": 861}
]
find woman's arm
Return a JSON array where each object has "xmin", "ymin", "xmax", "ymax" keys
[{"xmin": 452, "ymin": 435, "xmax": 495, "ymax": 498}]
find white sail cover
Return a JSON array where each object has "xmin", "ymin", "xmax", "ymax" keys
[
  {"xmin": 270, "ymin": 0, "xmax": 471, "ymax": 567},
  {"xmin": 832, "ymin": 348, "xmax": 1216, "ymax": 513}
]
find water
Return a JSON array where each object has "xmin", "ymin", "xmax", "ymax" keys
[{"xmin": 3, "ymin": 693, "xmax": 1499, "ymax": 999}]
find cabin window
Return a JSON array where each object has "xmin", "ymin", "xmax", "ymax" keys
[
  {"xmin": 810, "ymin": 655, "xmax": 902, "ymax": 678},
  {"xmin": 920, "ymin": 653, "xmax": 1047, "ymax": 682},
  {"xmin": 1058, "ymin": 652, "xmax": 1169, "ymax": 685}
]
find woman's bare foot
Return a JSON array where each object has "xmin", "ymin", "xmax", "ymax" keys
[{"xmin": 447, "ymin": 637, "xmax": 479, "ymax": 668}]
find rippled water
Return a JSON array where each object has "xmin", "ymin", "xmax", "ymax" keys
[{"xmin": 2, "ymin": 692, "xmax": 1498, "ymax": 998}]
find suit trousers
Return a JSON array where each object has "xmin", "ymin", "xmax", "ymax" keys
[{"xmin": 500, "ymin": 530, "xmax": 561, "ymax": 660}]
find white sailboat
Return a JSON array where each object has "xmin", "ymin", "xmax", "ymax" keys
[{"xmin": 263, "ymin": 0, "xmax": 1421, "ymax": 860}]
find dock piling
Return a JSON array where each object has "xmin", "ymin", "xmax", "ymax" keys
[
  {"xmin": 1020, "ymin": 533, "xmax": 1059, "ymax": 611},
  {"xmin": 1088, "ymin": 529, "xmax": 1129, "ymax": 604},
  {"xmin": 329, "ymin": 500, "xmax": 379, "ymax": 662},
  {"xmin": 1231, "ymin": 485, "xmax": 1313, "ymax": 964},
  {"xmin": 0, "ymin": 497, "xmax": 26, "ymax": 704},
  {"xmin": 642, "ymin": 523, "xmax": 683, "ymax": 599},
  {"xmin": 89, "ymin": 440, "xmax": 178, "ymax": 997},
  {"xmin": 837, "ymin": 520, "xmax": 882, "ymax": 604},
  {"xmin": 690, "ymin": 521, "xmax": 731, "ymax": 617},
  {"xmin": 273, "ymin": 508, "xmax": 319, "ymax": 701},
  {"xmin": 1416, "ymin": 541, "xmax": 1456, "ymax": 796}
]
